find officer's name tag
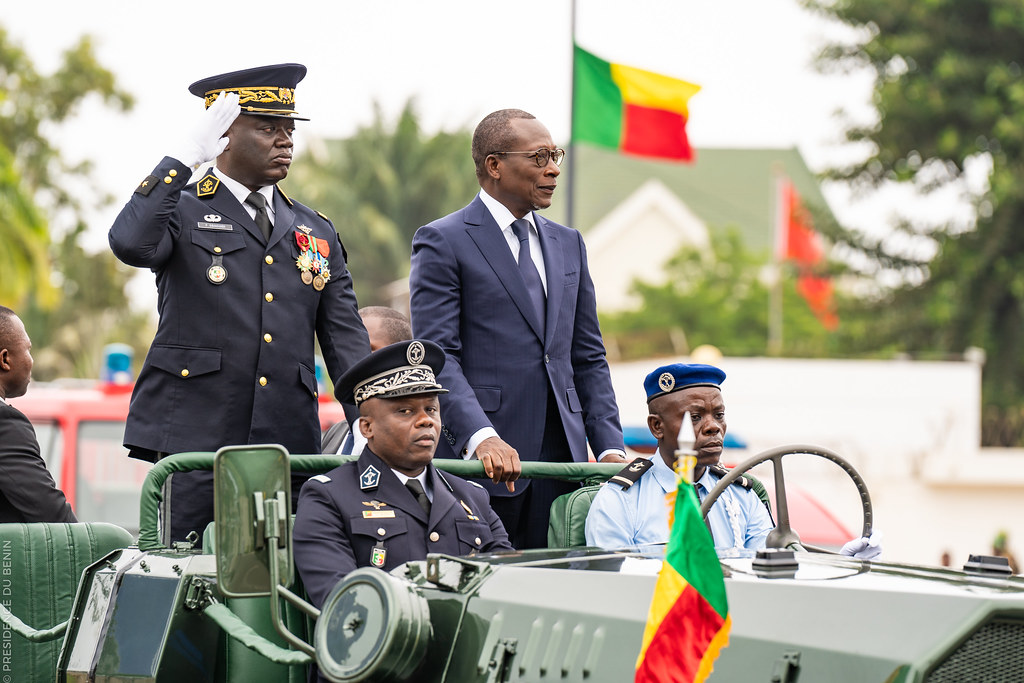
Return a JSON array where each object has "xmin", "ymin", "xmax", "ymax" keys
[
  {"xmin": 197, "ymin": 222, "xmax": 233, "ymax": 231},
  {"xmin": 362, "ymin": 510, "xmax": 396, "ymax": 519}
]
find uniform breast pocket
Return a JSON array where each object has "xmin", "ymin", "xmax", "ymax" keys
[
  {"xmin": 148, "ymin": 344, "xmax": 221, "ymax": 379},
  {"xmin": 454, "ymin": 518, "xmax": 489, "ymax": 554},
  {"xmin": 191, "ymin": 229, "xmax": 246, "ymax": 255},
  {"xmin": 350, "ymin": 516, "xmax": 409, "ymax": 542}
]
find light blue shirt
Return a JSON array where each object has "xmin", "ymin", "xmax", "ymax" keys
[{"xmin": 585, "ymin": 455, "xmax": 774, "ymax": 551}]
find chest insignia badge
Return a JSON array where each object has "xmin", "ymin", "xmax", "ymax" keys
[{"xmin": 370, "ymin": 543, "xmax": 386, "ymax": 567}]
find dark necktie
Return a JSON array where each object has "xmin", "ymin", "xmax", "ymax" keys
[
  {"xmin": 693, "ymin": 482, "xmax": 715, "ymax": 542},
  {"xmin": 511, "ymin": 218, "xmax": 546, "ymax": 330},
  {"xmin": 246, "ymin": 191, "xmax": 272, "ymax": 241},
  {"xmin": 406, "ymin": 479, "xmax": 431, "ymax": 516}
]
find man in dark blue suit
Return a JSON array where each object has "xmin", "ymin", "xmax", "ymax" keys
[
  {"xmin": 293, "ymin": 339, "xmax": 511, "ymax": 610},
  {"xmin": 109, "ymin": 64, "xmax": 370, "ymax": 542},
  {"xmin": 409, "ymin": 109, "xmax": 625, "ymax": 548}
]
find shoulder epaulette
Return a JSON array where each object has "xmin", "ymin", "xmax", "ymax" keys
[
  {"xmin": 310, "ymin": 474, "xmax": 331, "ymax": 484},
  {"xmin": 316, "ymin": 210, "xmax": 330, "ymax": 222},
  {"xmin": 708, "ymin": 465, "xmax": 752, "ymax": 490},
  {"xmin": 608, "ymin": 458, "xmax": 653, "ymax": 490},
  {"xmin": 277, "ymin": 187, "xmax": 295, "ymax": 206}
]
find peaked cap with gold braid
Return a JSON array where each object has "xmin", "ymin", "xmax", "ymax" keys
[{"xmin": 188, "ymin": 63, "xmax": 309, "ymax": 121}]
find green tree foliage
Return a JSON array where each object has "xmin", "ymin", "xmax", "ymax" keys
[
  {"xmin": 0, "ymin": 26, "xmax": 147, "ymax": 380},
  {"xmin": 287, "ymin": 101, "xmax": 478, "ymax": 304},
  {"xmin": 601, "ymin": 229, "xmax": 841, "ymax": 359},
  {"xmin": 805, "ymin": 0, "xmax": 1024, "ymax": 444}
]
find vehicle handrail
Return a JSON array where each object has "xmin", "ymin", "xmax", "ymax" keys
[{"xmin": 138, "ymin": 452, "xmax": 624, "ymax": 550}]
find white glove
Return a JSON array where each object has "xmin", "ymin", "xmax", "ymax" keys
[
  {"xmin": 169, "ymin": 91, "xmax": 240, "ymax": 169},
  {"xmin": 840, "ymin": 530, "xmax": 883, "ymax": 560}
]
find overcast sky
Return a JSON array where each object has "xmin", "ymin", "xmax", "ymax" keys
[{"xmin": 7, "ymin": 0, "xmax": 884, "ymax": 253}]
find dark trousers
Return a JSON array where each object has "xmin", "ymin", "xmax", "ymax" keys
[{"xmin": 489, "ymin": 389, "xmax": 578, "ymax": 549}]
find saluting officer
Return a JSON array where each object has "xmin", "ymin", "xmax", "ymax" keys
[
  {"xmin": 109, "ymin": 64, "xmax": 370, "ymax": 542},
  {"xmin": 293, "ymin": 339, "xmax": 512, "ymax": 610}
]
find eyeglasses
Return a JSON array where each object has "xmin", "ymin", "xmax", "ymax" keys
[{"xmin": 490, "ymin": 148, "xmax": 566, "ymax": 168}]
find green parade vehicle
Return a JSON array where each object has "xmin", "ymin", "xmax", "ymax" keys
[{"xmin": 3, "ymin": 443, "xmax": 1024, "ymax": 682}]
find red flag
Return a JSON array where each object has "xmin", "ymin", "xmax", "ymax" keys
[{"xmin": 778, "ymin": 180, "xmax": 838, "ymax": 330}]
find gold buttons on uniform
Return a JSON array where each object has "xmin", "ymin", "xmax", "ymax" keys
[
  {"xmin": 264, "ymin": 333, "xmax": 272, "ymax": 343},
  {"xmin": 180, "ymin": 369, "xmax": 189, "ymax": 377},
  {"xmin": 163, "ymin": 176, "xmax": 172, "ymax": 184},
  {"xmin": 429, "ymin": 532, "xmax": 440, "ymax": 542},
  {"xmin": 265, "ymin": 255, "xmax": 274, "ymax": 265},
  {"xmin": 474, "ymin": 537, "xmax": 482, "ymax": 545},
  {"xmin": 259, "ymin": 377, "xmax": 268, "ymax": 386},
  {"xmin": 214, "ymin": 246, "xmax": 222, "ymax": 253},
  {"xmin": 377, "ymin": 528, "xmax": 386, "ymax": 536},
  {"xmin": 265, "ymin": 293, "xmax": 273, "ymax": 302},
  {"xmin": 169, "ymin": 169, "xmax": 177, "ymax": 177}
]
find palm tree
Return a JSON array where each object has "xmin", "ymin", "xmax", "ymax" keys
[{"xmin": 287, "ymin": 100, "xmax": 478, "ymax": 304}]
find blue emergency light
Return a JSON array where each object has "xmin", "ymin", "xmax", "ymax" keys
[{"xmin": 102, "ymin": 343, "xmax": 134, "ymax": 385}]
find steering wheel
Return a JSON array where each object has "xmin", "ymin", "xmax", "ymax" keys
[{"xmin": 698, "ymin": 444, "xmax": 872, "ymax": 553}]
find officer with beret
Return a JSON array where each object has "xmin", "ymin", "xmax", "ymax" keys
[
  {"xmin": 293, "ymin": 339, "xmax": 512, "ymax": 611},
  {"xmin": 109, "ymin": 64, "xmax": 371, "ymax": 542},
  {"xmin": 585, "ymin": 363, "xmax": 882, "ymax": 558}
]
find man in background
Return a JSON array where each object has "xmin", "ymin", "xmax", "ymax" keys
[
  {"xmin": 0, "ymin": 306, "xmax": 76, "ymax": 523},
  {"xmin": 409, "ymin": 109, "xmax": 625, "ymax": 548},
  {"xmin": 322, "ymin": 306, "xmax": 412, "ymax": 454}
]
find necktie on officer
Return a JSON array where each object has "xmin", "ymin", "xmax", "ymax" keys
[
  {"xmin": 511, "ymin": 218, "xmax": 546, "ymax": 331},
  {"xmin": 406, "ymin": 478, "xmax": 431, "ymax": 516},
  {"xmin": 694, "ymin": 482, "xmax": 714, "ymax": 541},
  {"xmin": 246, "ymin": 191, "xmax": 272, "ymax": 242}
]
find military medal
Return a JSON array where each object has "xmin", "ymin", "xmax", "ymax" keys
[
  {"xmin": 295, "ymin": 229, "xmax": 332, "ymax": 288},
  {"xmin": 207, "ymin": 255, "xmax": 227, "ymax": 285},
  {"xmin": 295, "ymin": 231, "xmax": 314, "ymax": 284},
  {"xmin": 371, "ymin": 542, "xmax": 387, "ymax": 567}
]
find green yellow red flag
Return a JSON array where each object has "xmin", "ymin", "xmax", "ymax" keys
[
  {"xmin": 634, "ymin": 469, "xmax": 730, "ymax": 682},
  {"xmin": 573, "ymin": 45, "xmax": 701, "ymax": 162}
]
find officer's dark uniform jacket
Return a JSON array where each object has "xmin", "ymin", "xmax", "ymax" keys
[
  {"xmin": 293, "ymin": 449, "xmax": 512, "ymax": 608},
  {"xmin": 109, "ymin": 158, "xmax": 370, "ymax": 458}
]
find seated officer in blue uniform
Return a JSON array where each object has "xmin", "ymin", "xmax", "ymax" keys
[
  {"xmin": 585, "ymin": 363, "xmax": 882, "ymax": 558},
  {"xmin": 293, "ymin": 339, "xmax": 512, "ymax": 610}
]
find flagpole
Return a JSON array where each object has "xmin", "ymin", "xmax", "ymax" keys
[
  {"xmin": 567, "ymin": 0, "xmax": 577, "ymax": 228},
  {"xmin": 768, "ymin": 164, "xmax": 786, "ymax": 356}
]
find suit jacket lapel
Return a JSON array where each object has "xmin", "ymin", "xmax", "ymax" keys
[
  {"xmin": 426, "ymin": 467, "xmax": 457, "ymax": 527},
  {"xmin": 464, "ymin": 199, "xmax": 545, "ymax": 340},
  {"xmin": 269, "ymin": 188, "xmax": 295, "ymax": 249},
  {"xmin": 536, "ymin": 216, "xmax": 563, "ymax": 344}
]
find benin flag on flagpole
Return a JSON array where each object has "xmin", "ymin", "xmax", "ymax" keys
[
  {"xmin": 573, "ymin": 44, "xmax": 701, "ymax": 162},
  {"xmin": 635, "ymin": 472, "xmax": 730, "ymax": 682}
]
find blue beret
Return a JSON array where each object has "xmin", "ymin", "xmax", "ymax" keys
[
  {"xmin": 337, "ymin": 339, "xmax": 448, "ymax": 406},
  {"xmin": 644, "ymin": 363, "xmax": 725, "ymax": 402},
  {"xmin": 188, "ymin": 63, "xmax": 309, "ymax": 120}
]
